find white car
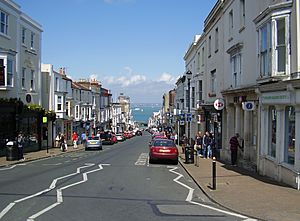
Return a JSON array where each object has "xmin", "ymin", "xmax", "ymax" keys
[{"xmin": 116, "ymin": 134, "xmax": 125, "ymax": 141}]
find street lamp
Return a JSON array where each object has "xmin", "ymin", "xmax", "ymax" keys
[{"xmin": 186, "ymin": 70, "xmax": 192, "ymax": 145}]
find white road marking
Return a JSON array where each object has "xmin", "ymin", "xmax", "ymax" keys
[
  {"xmin": 135, "ymin": 153, "xmax": 149, "ymax": 166},
  {"xmin": 0, "ymin": 163, "xmax": 97, "ymax": 219},
  {"xmin": 42, "ymin": 163, "xmax": 63, "ymax": 166},
  {"xmin": 0, "ymin": 165, "xmax": 17, "ymax": 171},
  {"xmin": 0, "ymin": 164, "xmax": 27, "ymax": 171},
  {"xmin": 167, "ymin": 166, "xmax": 255, "ymax": 220},
  {"xmin": 27, "ymin": 164, "xmax": 110, "ymax": 221}
]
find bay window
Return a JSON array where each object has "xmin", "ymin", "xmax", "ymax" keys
[{"xmin": 258, "ymin": 14, "xmax": 290, "ymax": 77}]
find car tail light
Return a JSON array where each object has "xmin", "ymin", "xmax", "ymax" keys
[{"xmin": 170, "ymin": 147, "xmax": 178, "ymax": 153}]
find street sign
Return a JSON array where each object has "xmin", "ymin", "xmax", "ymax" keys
[
  {"xmin": 186, "ymin": 113, "xmax": 192, "ymax": 122},
  {"xmin": 214, "ymin": 98, "xmax": 225, "ymax": 110}
]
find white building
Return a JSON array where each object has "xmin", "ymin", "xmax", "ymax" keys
[
  {"xmin": 178, "ymin": 0, "xmax": 300, "ymax": 188},
  {"xmin": 0, "ymin": 0, "xmax": 42, "ymax": 104}
]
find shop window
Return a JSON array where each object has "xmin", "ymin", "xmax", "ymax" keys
[
  {"xmin": 285, "ymin": 106, "xmax": 295, "ymax": 165},
  {"xmin": 269, "ymin": 106, "xmax": 276, "ymax": 158}
]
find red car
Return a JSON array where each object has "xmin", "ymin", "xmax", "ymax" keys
[{"xmin": 149, "ymin": 139, "xmax": 178, "ymax": 164}]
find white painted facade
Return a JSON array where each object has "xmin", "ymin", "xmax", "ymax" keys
[
  {"xmin": 177, "ymin": 0, "xmax": 300, "ymax": 188},
  {"xmin": 0, "ymin": 0, "xmax": 42, "ymax": 105}
]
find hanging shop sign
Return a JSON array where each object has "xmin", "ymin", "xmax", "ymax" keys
[
  {"xmin": 214, "ymin": 98, "xmax": 225, "ymax": 110},
  {"xmin": 242, "ymin": 101, "xmax": 256, "ymax": 111}
]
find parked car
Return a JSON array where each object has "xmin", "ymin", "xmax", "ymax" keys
[
  {"xmin": 111, "ymin": 134, "xmax": 117, "ymax": 143},
  {"xmin": 85, "ymin": 136, "xmax": 102, "ymax": 150},
  {"xmin": 149, "ymin": 139, "xmax": 178, "ymax": 164},
  {"xmin": 136, "ymin": 130, "xmax": 142, "ymax": 136},
  {"xmin": 116, "ymin": 133, "xmax": 126, "ymax": 141},
  {"xmin": 100, "ymin": 132, "xmax": 115, "ymax": 145}
]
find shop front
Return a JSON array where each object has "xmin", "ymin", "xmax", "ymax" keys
[{"xmin": 258, "ymin": 88, "xmax": 300, "ymax": 188}]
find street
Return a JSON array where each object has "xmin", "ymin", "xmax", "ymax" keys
[{"xmin": 0, "ymin": 133, "xmax": 250, "ymax": 221}]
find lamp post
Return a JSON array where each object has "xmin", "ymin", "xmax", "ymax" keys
[{"xmin": 186, "ymin": 70, "xmax": 192, "ymax": 145}]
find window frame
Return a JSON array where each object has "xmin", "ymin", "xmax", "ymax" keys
[
  {"xmin": 30, "ymin": 70, "xmax": 35, "ymax": 91},
  {"xmin": 284, "ymin": 106, "xmax": 295, "ymax": 165},
  {"xmin": 0, "ymin": 56, "xmax": 14, "ymax": 87},
  {"xmin": 0, "ymin": 10, "xmax": 8, "ymax": 36},
  {"xmin": 268, "ymin": 106, "xmax": 277, "ymax": 158}
]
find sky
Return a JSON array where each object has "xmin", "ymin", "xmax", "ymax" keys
[{"xmin": 14, "ymin": 0, "xmax": 217, "ymax": 103}]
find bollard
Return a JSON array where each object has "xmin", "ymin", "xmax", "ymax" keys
[
  {"xmin": 296, "ymin": 173, "xmax": 300, "ymax": 191},
  {"xmin": 212, "ymin": 157, "xmax": 216, "ymax": 190},
  {"xmin": 194, "ymin": 150, "xmax": 199, "ymax": 167}
]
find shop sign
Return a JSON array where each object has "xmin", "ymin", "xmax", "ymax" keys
[
  {"xmin": 214, "ymin": 98, "xmax": 225, "ymax": 110},
  {"xmin": 242, "ymin": 102, "xmax": 255, "ymax": 111},
  {"xmin": 261, "ymin": 91, "xmax": 291, "ymax": 104},
  {"xmin": 43, "ymin": 117, "xmax": 48, "ymax": 123}
]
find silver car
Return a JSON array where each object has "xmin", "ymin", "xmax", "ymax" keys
[{"xmin": 85, "ymin": 136, "xmax": 102, "ymax": 150}]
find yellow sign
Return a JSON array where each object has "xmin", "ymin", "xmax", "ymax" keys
[{"xmin": 43, "ymin": 117, "xmax": 48, "ymax": 123}]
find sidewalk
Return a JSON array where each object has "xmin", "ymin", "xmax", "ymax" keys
[
  {"xmin": 0, "ymin": 144, "xmax": 84, "ymax": 168},
  {"xmin": 178, "ymin": 151, "xmax": 300, "ymax": 221}
]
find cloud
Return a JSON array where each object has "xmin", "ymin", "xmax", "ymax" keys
[
  {"xmin": 90, "ymin": 67, "xmax": 176, "ymax": 103},
  {"xmin": 102, "ymin": 66, "xmax": 146, "ymax": 87},
  {"xmin": 157, "ymin": 72, "xmax": 177, "ymax": 85}
]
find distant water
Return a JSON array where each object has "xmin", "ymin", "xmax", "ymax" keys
[{"xmin": 131, "ymin": 103, "xmax": 161, "ymax": 123}]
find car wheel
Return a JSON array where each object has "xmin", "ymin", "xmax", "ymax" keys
[
  {"xmin": 173, "ymin": 159, "xmax": 178, "ymax": 165},
  {"xmin": 99, "ymin": 146, "xmax": 103, "ymax": 150},
  {"xmin": 149, "ymin": 157, "xmax": 154, "ymax": 164}
]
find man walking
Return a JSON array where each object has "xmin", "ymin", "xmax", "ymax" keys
[
  {"xmin": 17, "ymin": 132, "xmax": 25, "ymax": 161},
  {"xmin": 229, "ymin": 133, "xmax": 241, "ymax": 166}
]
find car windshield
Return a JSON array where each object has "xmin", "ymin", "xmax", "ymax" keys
[{"xmin": 153, "ymin": 140, "xmax": 175, "ymax": 147}]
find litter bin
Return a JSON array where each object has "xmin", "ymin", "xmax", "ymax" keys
[
  {"xmin": 185, "ymin": 145, "xmax": 194, "ymax": 164},
  {"xmin": 6, "ymin": 141, "xmax": 19, "ymax": 161}
]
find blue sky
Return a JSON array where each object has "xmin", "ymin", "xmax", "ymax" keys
[{"xmin": 15, "ymin": 0, "xmax": 217, "ymax": 103}]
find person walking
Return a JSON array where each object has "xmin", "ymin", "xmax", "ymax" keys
[
  {"xmin": 229, "ymin": 133, "xmax": 241, "ymax": 166},
  {"xmin": 194, "ymin": 131, "xmax": 203, "ymax": 156},
  {"xmin": 202, "ymin": 131, "xmax": 210, "ymax": 158},
  {"xmin": 17, "ymin": 132, "xmax": 25, "ymax": 161},
  {"xmin": 72, "ymin": 131, "xmax": 78, "ymax": 148},
  {"xmin": 207, "ymin": 132, "xmax": 214, "ymax": 159},
  {"xmin": 181, "ymin": 134, "xmax": 188, "ymax": 154},
  {"xmin": 60, "ymin": 134, "xmax": 67, "ymax": 151},
  {"xmin": 81, "ymin": 131, "xmax": 87, "ymax": 145}
]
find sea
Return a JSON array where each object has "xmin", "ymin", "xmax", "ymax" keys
[{"xmin": 131, "ymin": 103, "xmax": 161, "ymax": 123}]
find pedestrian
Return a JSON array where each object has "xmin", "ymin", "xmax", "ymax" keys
[
  {"xmin": 72, "ymin": 131, "xmax": 78, "ymax": 148},
  {"xmin": 60, "ymin": 134, "xmax": 67, "ymax": 151},
  {"xmin": 229, "ymin": 133, "xmax": 241, "ymax": 166},
  {"xmin": 194, "ymin": 131, "xmax": 203, "ymax": 156},
  {"xmin": 202, "ymin": 131, "xmax": 209, "ymax": 158},
  {"xmin": 174, "ymin": 133, "xmax": 178, "ymax": 145},
  {"xmin": 81, "ymin": 131, "xmax": 86, "ymax": 145},
  {"xmin": 17, "ymin": 132, "xmax": 25, "ymax": 161},
  {"xmin": 55, "ymin": 133, "xmax": 61, "ymax": 148},
  {"xmin": 181, "ymin": 134, "xmax": 188, "ymax": 154},
  {"xmin": 207, "ymin": 132, "xmax": 215, "ymax": 159}
]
